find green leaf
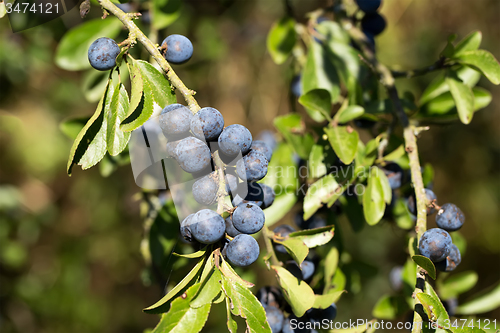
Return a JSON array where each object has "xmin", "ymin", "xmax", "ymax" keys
[
  {"xmin": 303, "ymin": 174, "xmax": 341, "ymax": 220},
  {"xmin": 190, "ymin": 268, "xmax": 222, "ymax": 308},
  {"xmin": 308, "ymin": 145, "xmax": 328, "ymax": 179},
  {"xmin": 420, "ymin": 66, "xmax": 481, "ymax": 105},
  {"xmin": 221, "ymin": 277, "xmax": 272, "ymax": 333},
  {"xmin": 121, "ymin": 60, "xmax": 155, "ymax": 132},
  {"xmin": 412, "ymin": 255, "xmax": 436, "ymax": 280},
  {"xmin": 107, "ymin": 83, "xmax": 131, "ymax": 156},
  {"xmin": 289, "ymin": 226, "xmax": 335, "ymax": 248},
  {"xmin": 55, "ymin": 18, "xmax": 123, "ymax": 71},
  {"xmin": 330, "ymin": 320, "xmax": 378, "ymax": 333},
  {"xmin": 337, "ymin": 105, "xmax": 365, "ymax": 124},
  {"xmin": 453, "ymin": 328, "xmax": 487, "ymax": 333},
  {"xmin": 362, "ymin": 168, "xmax": 386, "ymax": 226},
  {"xmin": 446, "ymin": 76, "xmax": 475, "ymax": 124},
  {"xmin": 456, "ymin": 50, "xmax": 500, "ymax": 85},
  {"xmin": 135, "ymin": 60, "xmax": 177, "ymax": 107},
  {"xmin": 324, "ymin": 125, "xmax": 359, "ymax": 165},
  {"xmin": 393, "ymin": 198, "xmax": 414, "ymax": 230},
  {"xmin": 264, "ymin": 193, "xmax": 297, "ymax": 228},
  {"xmin": 144, "ymin": 257, "xmax": 205, "ymax": 313},
  {"xmin": 0, "ymin": 2, "xmax": 6, "ymax": 18},
  {"xmin": 67, "ymin": 80, "xmax": 112, "ymax": 175},
  {"xmin": 151, "ymin": 283, "xmax": 211, "ymax": 333},
  {"xmin": 454, "ymin": 31, "xmax": 482, "ymax": 56},
  {"xmin": 313, "ymin": 290, "xmax": 344, "ymax": 309},
  {"xmin": 225, "ymin": 298, "xmax": 238, "ymax": 333},
  {"xmin": 455, "ymin": 282, "xmax": 500, "ymax": 315},
  {"xmin": 82, "ymin": 70, "xmax": 112, "ymax": 103},
  {"xmin": 372, "ymin": 294, "xmax": 408, "ymax": 320},
  {"xmin": 173, "ymin": 248, "xmax": 207, "ymax": 258},
  {"xmin": 377, "ymin": 168, "xmax": 392, "ymax": 204},
  {"xmin": 275, "ymin": 237, "xmax": 309, "ymax": 265},
  {"xmin": 439, "ymin": 271, "xmax": 478, "ymax": 300},
  {"xmin": 266, "ymin": 17, "xmax": 296, "ymax": 65},
  {"xmin": 416, "ymin": 293, "xmax": 450, "ymax": 327},
  {"xmin": 274, "ymin": 114, "xmax": 315, "ymax": 159},
  {"xmin": 261, "ymin": 143, "xmax": 298, "ymax": 190},
  {"xmin": 272, "ymin": 265, "xmax": 316, "ymax": 317},
  {"xmin": 324, "ymin": 247, "xmax": 339, "ymax": 292},
  {"xmin": 152, "ymin": 0, "xmax": 182, "ymax": 30},
  {"xmin": 298, "ymin": 89, "xmax": 332, "ymax": 120},
  {"xmin": 219, "ymin": 257, "xmax": 254, "ymax": 288},
  {"xmin": 302, "ymin": 41, "xmax": 341, "ymax": 106}
]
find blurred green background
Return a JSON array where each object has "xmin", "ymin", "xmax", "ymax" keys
[{"xmin": 0, "ymin": 0, "xmax": 499, "ymax": 332}]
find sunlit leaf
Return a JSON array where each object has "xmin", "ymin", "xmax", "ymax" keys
[{"xmin": 266, "ymin": 17, "xmax": 296, "ymax": 65}]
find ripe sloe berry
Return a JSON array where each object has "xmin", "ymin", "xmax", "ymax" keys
[
  {"xmin": 159, "ymin": 104, "xmax": 193, "ymax": 138},
  {"xmin": 283, "ymin": 315, "xmax": 312, "ymax": 333},
  {"xmin": 175, "ymin": 137, "xmax": 212, "ymax": 173},
  {"xmin": 261, "ymin": 184, "xmax": 276, "ymax": 209},
  {"xmin": 218, "ymin": 124, "xmax": 252, "ymax": 156},
  {"xmin": 192, "ymin": 174, "xmax": 218, "ymax": 205},
  {"xmin": 226, "ymin": 234, "xmax": 260, "ymax": 266},
  {"xmin": 356, "ymin": 0, "xmax": 382, "ymax": 13},
  {"xmin": 232, "ymin": 181, "xmax": 264, "ymax": 207},
  {"xmin": 251, "ymin": 140, "xmax": 273, "ymax": 162},
  {"xmin": 162, "ymin": 34, "xmax": 193, "ymax": 64},
  {"xmin": 88, "ymin": 37, "xmax": 120, "ymax": 71},
  {"xmin": 419, "ymin": 228, "xmax": 452, "ymax": 262},
  {"xmin": 190, "ymin": 209, "xmax": 225, "ymax": 244},
  {"xmin": 232, "ymin": 202, "xmax": 265, "ymax": 234},
  {"xmin": 236, "ymin": 150, "xmax": 269, "ymax": 181},
  {"xmin": 265, "ymin": 305, "xmax": 284, "ymax": 333},
  {"xmin": 166, "ymin": 140, "xmax": 181, "ymax": 158},
  {"xmin": 225, "ymin": 216, "xmax": 241, "ymax": 237},
  {"xmin": 407, "ymin": 189, "xmax": 437, "ymax": 216},
  {"xmin": 180, "ymin": 214, "xmax": 196, "ymax": 242},
  {"xmin": 354, "ymin": 118, "xmax": 376, "ymax": 129},
  {"xmin": 190, "ymin": 107, "xmax": 224, "ymax": 142},
  {"xmin": 436, "ymin": 243, "xmax": 461, "ymax": 272},
  {"xmin": 300, "ymin": 260, "xmax": 315, "ymax": 280},
  {"xmin": 381, "ymin": 163, "xmax": 404, "ymax": 189},
  {"xmin": 257, "ymin": 130, "xmax": 277, "ymax": 152},
  {"xmin": 273, "ymin": 225, "xmax": 295, "ymax": 254},
  {"xmin": 436, "ymin": 203, "xmax": 465, "ymax": 231},
  {"xmin": 257, "ymin": 286, "xmax": 282, "ymax": 308},
  {"xmin": 309, "ymin": 303, "xmax": 337, "ymax": 322},
  {"xmin": 291, "ymin": 75, "xmax": 302, "ymax": 97},
  {"xmin": 361, "ymin": 13, "xmax": 387, "ymax": 36}
]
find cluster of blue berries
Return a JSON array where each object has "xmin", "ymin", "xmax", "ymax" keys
[
  {"xmin": 257, "ymin": 286, "xmax": 337, "ymax": 333},
  {"xmin": 162, "ymin": 103, "xmax": 275, "ymax": 267},
  {"xmin": 355, "ymin": 0, "xmax": 386, "ymax": 48},
  {"xmin": 407, "ymin": 188, "xmax": 465, "ymax": 272}
]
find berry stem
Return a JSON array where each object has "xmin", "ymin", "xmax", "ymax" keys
[
  {"xmin": 213, "ymin": 151, "xmax": 228, "ymax": 216},
  {"xmin": 98, "ymin": 0, "xmax": 201, "ymax": 113},
  {"xmin": 337, "ymin": 11, "xmax": 428, "ymax": 333},
  {"xmin": 263, "ymin": 226, "xmax": 280, "ymax": 267}
]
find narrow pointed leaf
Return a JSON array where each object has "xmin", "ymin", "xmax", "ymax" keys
[
  {"xmin": 454, "ymin": 31, "xmax": 482, "ymax": 56},
  {"xmin": 456, "ymin": 50, "xmax": 500, "ymax": 85},
  {"xmin": 135, "ymin": 60, "xmax": 177, "ymax": 107},
  {"xmin": 190, "ymin": 268, "xmax": 222, "ymax": 308},
  {"xmin": 298, "ymin": 89, "xmax": 332, "ymax": 120},
  {"xmin": 455, "ymin": 282, "xmax": 500, "ymax": 315},
  {"xmin": 272, "ymin": 266, "xmax": 316, "ymax": 317},
  {"xmin": 446, "ymin": 76, "xmax": 475, "ymax": 124},
  {"xmin": 412, "ymin": 255, "xmax": 436, "ymax": 280},
  {"xmin": 107, "ymin": 83, "xmax": 131, "ymax": 156}
]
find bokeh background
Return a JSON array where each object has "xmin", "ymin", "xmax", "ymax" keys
[{"xmin": 1, "ymin": 0, "xmax": 499, "ymax": 332}]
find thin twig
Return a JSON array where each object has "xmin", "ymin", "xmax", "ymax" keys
[
  {"xmin": 392, "ymin": 59, "xmax": 451, "ymax": 79},
  {"xmin": 263, "ymin": 226, "xmax": 280, "ymax": 267},
  {"xmin": 213, "ymin": 151, "xmax": 227, "ymax": 215},
  {"xmin": 98, "ymin": 0, "xmax": 200, "ymax": 113}
]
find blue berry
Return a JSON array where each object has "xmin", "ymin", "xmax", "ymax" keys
[
  {"xmin": 381, "ymin": 163, "xmax": 404, "ymax": 189},
  {"xmin": 436, "ymin": 244, "xmax": 461, "ymax": 272},
  {"xmin": 190, "ymin": 209, "xmax": 225, "ymax": 244},
  {"xmin": 407, "ymin": 189, "xmax": 437, "ymax": 216},
  {"xmin": 166, "ymin": 140, "xmax": 180, "ymax": 158},
  {"xmin": 232, "ymin": 181, "xmax": 264, "ymax": 207},
  {"xmin": 251, "ymin": 140, "xmax": 273, "ymax": 162},
  {"xmin": 236, "ymin": 150, "xmax": 269, "ymax": 181},
  {"xmin": 300, "ymin": 260, "xmax": 315, "ymax": 280},
  {"xmin": 309, "ymin": 303, "xmax": 337, "ymax": 322},
  {"xmin": 257, "ymin": 130, "xmax": 277, "ymax": 152},
  {"xmin": 389, "ymin": 266, "xmax": 403, "ymax": 291},
  {"xmin": 261, "ymin": 184, "xmax": 276, "ymax": 209},
  {"xmin": 192, "ymin": 173, "xmax": 218, "ymax": 205},
  {"xmin": 226, "ymin": 234, "xmax": 260, "ymax": 266},
  {"xmin": 116, "ymin": 3, "xmax": 132, "ymax": 12},
  {"xmin": 218, "ymin": 124, "xmax": 252, "ymax": 156},
  {"xmin": 418, "ymin": 228, "xmax": 452, "ymax": 262},
  {"xmin": 88, "ymin": 37, "xmax": 120, "ymax": 71},
  {"xmin": 291, "ymin": 75, "xmax": 302, "ymax": 97},
  {"xmin": 175, "ymin": 137, "xmax": 212, "ymax": 173},
  {"xmin": 225, "ymin": 216, "xmax": 241, "ymax": 237},
  {"xmin": 180, "ymin": 214, "xmax": 196, "ymax": 242},
  {"xmin": 273, "ymin": 225, "xmax": 295, "ymax": 254},
  {"xmin": 354, "ymin": 118, "xmax": 376, "ymax": 129},
  {"xmin": 281, "ymin": 317, "xmax": 293, "ymax": 333},
  {"xmin": 232, "ymin": 202, "xmax": 265, "ymax": 234},
  {"xmin": 356, "ymin": 0, "xmax": 382, "ymax": 13},
  {"xmin": 225, "ymin": 173, "xmax": 239, "ymax": 195},
  {"xmin": 159, "ymin": 104, "xmax": 193, "ymax": 138},
  {"xmin": 190, "ymin": 107, "xmax": 224, "ymax": 142},
  {"xmin": 257, "ymin": 286, "xmax": 282, "ymax": 308},
  {"xmin": 265, "ymin": 305, "xmax": 284, "ymax": 333},
  {"xmin": 162, "ymin": 34, "xmax": 193, "ymax": 64},
  {"xmin": 436, "ymin": 203, "xmax": 465, "ymax": 232},
  {"xmin": 361, "ymin": 13, "xmax": 387, "ymax": 36}
]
